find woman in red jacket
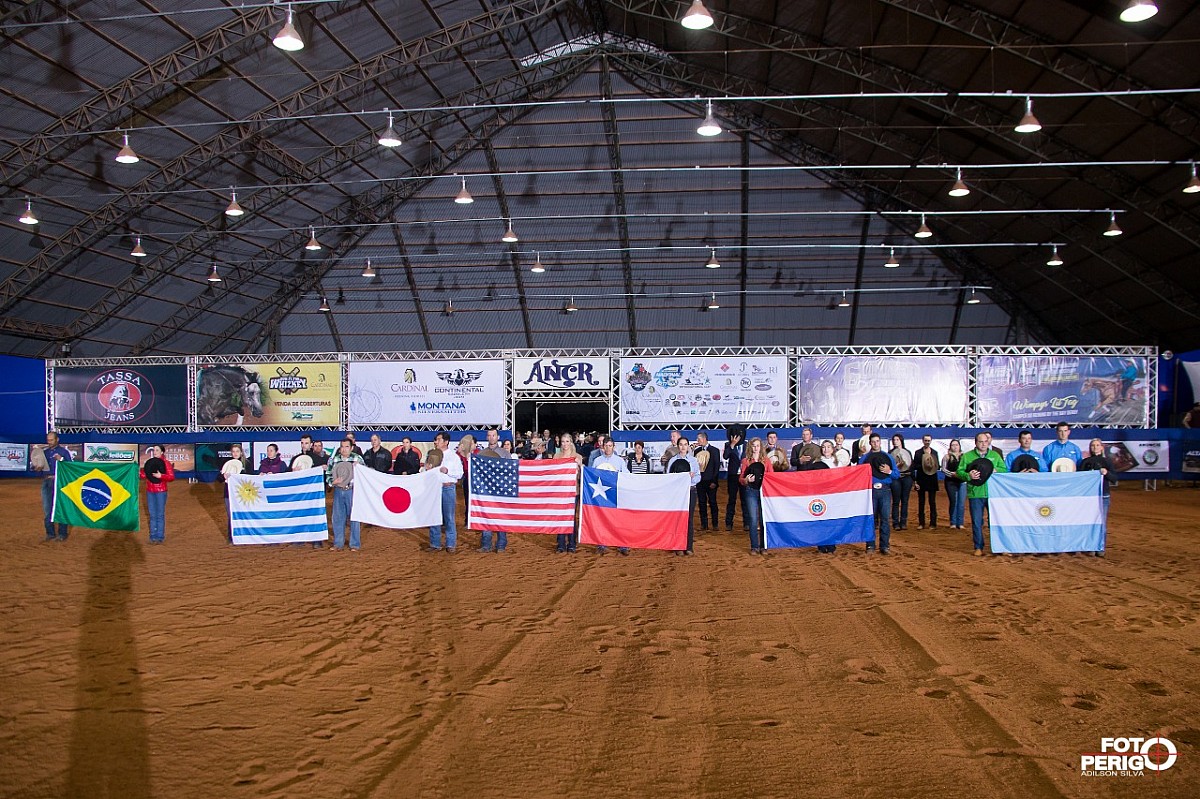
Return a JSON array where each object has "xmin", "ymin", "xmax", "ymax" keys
[{"xmin": 141, "ymin": 445, "xmax": 176, "ymax": 544}]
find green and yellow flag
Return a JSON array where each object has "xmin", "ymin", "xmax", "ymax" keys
[{"xmin": 53, "ymin": 461, "xmax": 140, "ymax": 531}]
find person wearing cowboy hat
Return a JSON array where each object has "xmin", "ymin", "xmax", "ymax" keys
[{"xmin": 957, "ymin": 432, "xmax": 1008, "ymax": 556}]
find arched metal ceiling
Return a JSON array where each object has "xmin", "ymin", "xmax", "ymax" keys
[{"xmin": 0, "ymin": 0, "xmax": 1196, "ymax": 357}]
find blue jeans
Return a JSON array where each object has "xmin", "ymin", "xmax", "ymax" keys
[
  {"xmin": 743, "ymin": 488, "xmax": 763, "ymax": 549},
  {"xmin": 41, "ymin": 478, "xmax": 67, "ymax": 539},
  {"xmin": 969, "ymin": 497, "xmax": 987, "ymax": 551},
  {"xmin": 146, "ymin": 491, "xmax": 167, "ymax": 542},
  {"xmin": 331, "ymin": 487, "xmax": 360, "ymax": 549},
  {"xmin": 429, "ymin": 484, "xmax": 457, "ymax": 550},
  {"xmin": 891, "ymin": 475, "xmax": 912, "ymax": 528},
  {"xmin": 946, "ymin": 481, "xmax": 966, "ymax": 527},
  {"xmin": 871, "ymin": 486, "xmax": 891, "ymax": 550},
  {"xmin": 479, "ymin": 529, "xmax": 508, "ymax": 552}
]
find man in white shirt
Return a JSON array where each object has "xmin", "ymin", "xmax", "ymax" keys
[
  {"xmin": 591, "ymin": 439, "xmax": 630, "ymax": 555},
  {"xmin": 428, "ymin": 431, "xmax": 463, "ymax": 552},
  {"xmin": 667, "ymin": 437, "xmax": 701, "ymax": 556}
]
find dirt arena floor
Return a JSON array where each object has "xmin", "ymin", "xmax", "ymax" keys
[{"xmin": 1, "ymin": 478, "xmax": 1197, "ymax": 799}]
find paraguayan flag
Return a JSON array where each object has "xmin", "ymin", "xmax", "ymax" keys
[
  {"xmin": 987, "ymin": 471, "xmax": 1105, "ymax": 554},
  {"xmin": 228, "ymin": 466, "xmax": 329, "ymax": 545}
]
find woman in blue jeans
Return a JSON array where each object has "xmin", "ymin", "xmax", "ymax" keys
[
  {"xmin": 140, "ymin": 445, "xmax": 175, "ymax": 543},
  {"xmin": 738, "ymin": 437, "xmax": 774, "ymax": 554},
  {"xmin": 941, "ymin": 439, "xmax": 967, "ymax": 529}
]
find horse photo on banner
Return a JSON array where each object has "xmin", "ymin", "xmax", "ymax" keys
[
  {"xmin": 761, "ymin": 465, "xmax": 874, "ymax": 549},
  {"xmin": 228, "ymin": 466, "xmax": 329, "ymax": 545}
]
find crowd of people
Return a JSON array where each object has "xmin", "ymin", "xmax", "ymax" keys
[{"xmin": 31, "ymin": 422, "xmax": 1115, "ymax": 558}]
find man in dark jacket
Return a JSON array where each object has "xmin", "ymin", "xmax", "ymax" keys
[
  {"xmin": 364, "ymin": 434, "xmax": 393, "ymax": 472},
  {"xmin": 694, "ymin": 432, "xmax": 721, "ymax": 531},
  {"xmin": 391, "ymin": 437, "xmax": 422, "ymax": 474}
]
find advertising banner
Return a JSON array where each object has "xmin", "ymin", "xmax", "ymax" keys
[
  {"xmin": 348, "ymin": 360, "xmax": 507, "ymax": 426},
  {"xmin": 197, "ymin": 362, "xmax": 341, "ymax": 427},
  {"xmin": 194, "ymin": 442, "xmax": 252, "ymax": 473},
  {"xmin": 54, "ymin": 365, "xmax": 188, "ymax": 427},
  {"xmin": 617, "ymin": 356, "xmax": 788, "ymax": 424},
  {"xmin": 797, "ymin": 356, "xmax": 969, "ymax": 424},
  {"xmin": 0, "ymin": 442, "xmax": 29, "ymax": 471},
  {"xmin": 137, "ymin": 444, "xmax": 196, "ymax": 473},
  {"xmin": 977, "ymin": 356, "xmax": 1149, "ymax": 426},
  {"xmin": 513, "ymin": 357, "xmax": 610, "ymax": 391},
  {"xmin": 83, "ymin": 442, "xmax": 140, "ymax": 464}
]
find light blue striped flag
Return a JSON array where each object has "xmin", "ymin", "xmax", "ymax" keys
[
  {"xmin": 988, "ymin": 471, "xmax": 1105, "ymax": 554},
  {"xmin": 228, "ymin": 466, "xmax": 329, "ymax": 545}
]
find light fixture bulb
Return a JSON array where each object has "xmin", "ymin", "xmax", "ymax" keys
[
  {"xmin": 705, "ymin": 248, "xmax": 721, "ymax": 269},
  {"xmin": 443, "ymin": 299, "xmax": 454, "ymax": 317},
  {"xmin": 319, "ymin": 295, "xmax": 330, "ymax": 312},
  {"xmin": 707, "ymin": 292, "xmax": 720, "ymax": 309},
  {"xmin": 130, "ymin": 236, "xmax": 146, "ymax": 257},
  {"xmin": 115, "ymin": 131, "xmax": 139, "ymax": 164},
  {"xmin": 225, "ymin": 188, "xmax": 244, "ymax": 217},
  {"xmin": 966, "ymin": 288, "xmax": 981, "ymax": 305},
  {"xmin": 1183, "ymin": 162, "xmax": 1200, "ymax": 194},
  {"xmin": 273, "ymin": 6, "xmax": 304, "ymax": 51},
  {"xmin": 207, "ymin": 263, "xmax": 222, "ymax": 283},
  {"xmin": 1014, "ymin": 97, "xmax": 1042, "ymax": 134},
  {"xmin": 697, "ymin": 100, "xmax": 722, "ymax": 137},
  {"xmin": 361, "ymin": 258, "xmax": 375, "ymax": 278},
  {"xmin": 948, "ymin": 168, "xmax": 970, "ymax": 197},
  {"xmin": 564, "ymin": 297, "xmax": 578, "ymax": 313},
  {"xmin": 501, "ymin": 221, "xmax": 518, "ymax": 243},
  {"xmin": 378, "ymin": 109, "xmax": 401, "ymax": 148},
  {"xmin": 884, "ymin": 247, "xmax": 900, "ymax": 268},
  {"xmin": 1104, "ymin": 211, "xmax": 1123, "ymax": 237},
  {"xmin": 530, "ymin": 252, "xmax": 545, "ymax": 273},
  {"xmin": 1046, "ymin": 245, "xmax": 1064, "ymax": 267},
  {"xmin": 305, "ymin": 226, "xmax": 321, "ymax": 250},
  {"xmin": 837, "ymin": 291, "xmax": 850, "ymax": 308},
  {"xmin": 680, "ymin": 0, "xmax": 715, "ymax": 29},
  {"xmin": 18, "ymin": 198, "xmax": 37, "ymax": 225},
  {"xmin": 454, "ymin": 176, "xmax": 473, "ymax": 204},
  {"xmin": 1119, "ymin": 0, "xmax": 1158, "ymax": 23},
  {"xmin": 915, "ymin": 214, "xmax": 933, "ymax": 239}
]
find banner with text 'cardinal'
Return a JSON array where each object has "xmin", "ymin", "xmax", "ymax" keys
[
  {"xmin": 53, "ymin": 461, "xmax": 140, "ymax": 531},
  {"xmin": 761, "ymin": 465, "xmax": 873, "ymax": 549},
  {"xmin": 987, "ymin": 471, "xmax": 1105, "ymax": 554},
  {"xmin": 351, "ymin": 466, "xmax": 442, "ymax": 529},
  {"xmin": 228, "ymin": 467, "xmax": 328, "ymax": 545},
  {"xmin": 579, "ymin": 467, "xmax": 689, "ymax": 550}
]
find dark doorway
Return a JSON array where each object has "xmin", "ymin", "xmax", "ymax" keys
[{"xmin": 515, "ymin": 400, "xmax": 609, "ymax": 438}]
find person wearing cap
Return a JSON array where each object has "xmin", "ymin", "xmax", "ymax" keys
[
  {"xmin": 327, "ymin": 438, "xmax": 365, "ymax": 551},
  {"xmin": 667, "ymin": 436, "xmax": 701, "ymax": 556},
  {"xmin": 1042, "ymin": 422, "xmax": 1082, "ymax": 470},
  {"xmin": 858, "ymin": 433, "xmax": 897, "ymax": 555},
  {"xmin": 141, "ymin": 445, "xmax": 175, "ymax": 544},
  {"xmin": 1005, "ymin": 430, "xmax": 1047, "ymax": 473},
  {"xmin": 957, "ymin": 432, "xmax": 1008, "ymax": 556}
]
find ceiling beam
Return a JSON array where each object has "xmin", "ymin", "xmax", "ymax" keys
[
  {"xmin": 598, "ymin": 56, "xmax": 640, "ymax": 348},
  {"xmin": 483, "ymin": 141, "xmax": 535, "ymax": 348}
]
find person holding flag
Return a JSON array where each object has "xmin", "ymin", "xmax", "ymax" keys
[
  {"xmin": 327, "ymin": 438, "xmax": 365, "ymax": 551},
  {"xmin": 858, "ymin": 433, "xmax": 897, "ymax": 554},
  {"xmin": 590, "ymin": 438, "xmax": 630, "ymax": 555},
  {"xmin": 477, "ymin": 428, "xmax": 512, "ymax": 553},
  {"xmin": 428, "ymin": 432, "xmax": 464, "ymax": 553},
  {"xmin": 667, "ymin": 436, "xmax": 701, "ymax": 556},
  {"xmin": 35, "ymin": 431, "xmax": 73, "ymax": 541},
  {"xmin": 957, "ymin": 432, "xmax": 1008, "ymax": 556},
  {"xmin": 140, "ymin": 445, "xmax": 175, "ymax": 544}
]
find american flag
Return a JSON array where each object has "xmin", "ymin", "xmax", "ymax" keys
[{"xmin": 468, "ymin": 456, "xmax": 579, "ymax": 535}]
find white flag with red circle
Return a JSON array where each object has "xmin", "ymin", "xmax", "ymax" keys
[{"xmin": 350, "ymin": 465, "xmax": 443, "ymax": 529}]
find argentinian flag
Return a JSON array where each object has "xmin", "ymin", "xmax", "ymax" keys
[{"xmin": 987, "ymin": 471, "xmax": 1105, "ymax": 554}]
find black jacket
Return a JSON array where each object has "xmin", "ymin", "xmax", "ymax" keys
[
  {"xmin": 696, "ymin": 444, "xmax": 720, "ymax": 483},
  {"xmin": 392, "ymin": 448, "xmax": 421, "ymax": 475},
  {"xmin": 723, "ymin": 441, "xmax": 744, "ymax": 478},
  {"xmin": 364, "ymin": 446, "xmax": 393, "ymax": 473}
]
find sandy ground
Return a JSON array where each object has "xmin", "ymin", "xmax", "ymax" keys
[{"xmin": 0, "ymin": 478, "xmax": 1197, "ymax": 799}]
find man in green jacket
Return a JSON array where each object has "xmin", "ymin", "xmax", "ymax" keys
[{"xmin": 957, "ymin": 432, "xmax": 1007, "ymax": 556}]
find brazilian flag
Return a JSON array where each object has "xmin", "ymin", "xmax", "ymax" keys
[{"xmin": 53, "ymin": 461, "xmax": 140, "ymax": 531}]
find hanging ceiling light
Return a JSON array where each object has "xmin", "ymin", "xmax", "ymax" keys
[
  {"xmin": 825, "ymin": 297, "xmax": 837, "ymax": 311},
  {"xmin": 336, "ymin": 288, "xmax": 346, "ymax": 306},
  {"xmin": 1119, "ymin": 0, "xmax": 1158, "ymax": 23},
  {"xmin": 501, "ymin": 220, "xmax": 519, "ymax": 243},
  {"xmin": 443, "ymin": 299, "xmax": 455, "ymax": 317},
  {"xmin": 696, "ymin": 100, "xmax": 722, "ymax": 137},
  {"xmin": 272, "ymin": 5, "xmax": 304, "ymax": 51},
  {"xmin": 319, "ymin": 294, "xmax": 331, "ymax": 312},
  {"xmin": 770, "ymin": 268, "xmax": 783, "ymax": 290},
  {"xmin": 1046, "ymin": 244, "xmax": 1064, "ymax": 267},
  {"xmin": 966, "ymin": 288, "xmax": 981, "ymax": 305},
  {"xmin": 377, "ymin": 109, "xmax": 401, "ymax": 148},
  {"xmin": 914, "ymin": 213, "xmax": 933, "ymax": 239},
  {"xmin": 707, "ymin": 292, "xmax": 720, "ymax": 309},
  {"xmin": 114, "ymin": 131, "xmax": 139, "ymax": 164},
  {"xmin": 1103, "ymin": 211, "xmax": 1123, "ymax": 237},
  {"xmin": 361, "ymin": 258, "xmax": 375, "ymax": 278},
  {"xmin": 130, "ymin": 236, "xmax": 146, "ymax": 258},
  {"xmin": 305, "ymin": 226, "xmax": 322, "ymax": 250},
  {"xmin": 837, "ymin": 291, "xmax": 851, "ymax": 308},
  {"xmin": 705, "ymin": 248, "xmax": 721, "ymax": 269},
  {"xmin": 225, "ymin": 187, "xmax": 244, "ymax": 217},
  {"xmin": 680, "ymin": 0, "xmax": 715, "ymax": 30},
  {"xmin": 948, "ymin": 168, "xmax": 970, "ymax": 197},
  {"xmin": 530, "ymin": 252, "xmax": 545, "ymax": 273},
  {"xmin": 884, "ymin": 247, "xmax": 900, "ymax": 268},
  {"xmin": 564, "ymin": 296, "xmax": 578, "ymax": 313},
  {"xmin": 1183, "ymin": 162, "xmax": 1200, "ymax": 194},
  {"xmin": 1014, "ymin": 97, "xmax": 1042, "ymax": 134},
  {"xmin": 207, "ymin": 263, "xmax": 222, "ymax": 283},
  {"xmin": 18, "ymin": 198, "xmax": 37, "ymax": 225},
  {"xmin": 454, "ymin": 176, "xmax": 474, "ymax": 204}
]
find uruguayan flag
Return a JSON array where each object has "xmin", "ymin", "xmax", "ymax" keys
[
  {"xmin": 988, "ymin": 471, "xmax": 1105, "ymax": 554},
  {"xmin": 228, "ymin": 466, "xmax": 329, "ymax": 545}
]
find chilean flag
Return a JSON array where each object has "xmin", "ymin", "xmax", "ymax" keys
[
  {"xmin": 351, "ymin": 466, "xmax": 443, "ymax": 528},
  {"xmin": 761, "ymin": 465, "xmax": 874, "ymax": 549},
  {"xmin": 578, "ymin": 467, "xmax": 690, "ymax": 551}
]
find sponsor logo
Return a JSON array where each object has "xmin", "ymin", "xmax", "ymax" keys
[
  {"xmin": 86, "ymin": 445, "xmax": 135, "ymax": 462},
  {"xmin": 740, "ymin": 378, "xmax": 752, "ymax": 389},
  {"xmin": 3, "ymin": 448, "xmax": 24, "ymax": 462},
  {"xmin": 88, "ymin": 370, "xmax": 155, "ymax": 423},
  {"xmin": 404, "ymin": 368, "xmax": 417, "ymax": 383},
  {"xmin": 437, "ymin": 368, "xmax": 483, "ymax": 387},
  {"xmin": 809, "ymin": 499, "xmax": 827, "ymax": 517},
  {"xmin": 268, "ymin": 366, "xmax": 309, "ymax": 395},
  {"xmin": 626, "ymin": 363, "xmax": 652, "ymax": 392},
  {"xmin": 654, "ymin": 364, "xmax": 684, "ymax": 388},
  {"xmin": 1080, "ymin": 736, "xmax": 1177, "ymax": 777},
  {"xmin": 291, "ymin": 412, "xmax": 314, "ymax": 420},
  {"xmin": 755, "ymin": 383, "xmax": 772, "ymax": 391},
  {"xmin": 522, "ymin": 358, "xmax": 602, "ymax": 389},
  {"xmin": 409, "ymin": 401, "xmax": 468, "ymax": 414}
]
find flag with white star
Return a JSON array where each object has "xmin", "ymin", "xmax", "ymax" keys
[{"xmin": 579, "ymin": 466, "xmax": 690, "ymax": 551}]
